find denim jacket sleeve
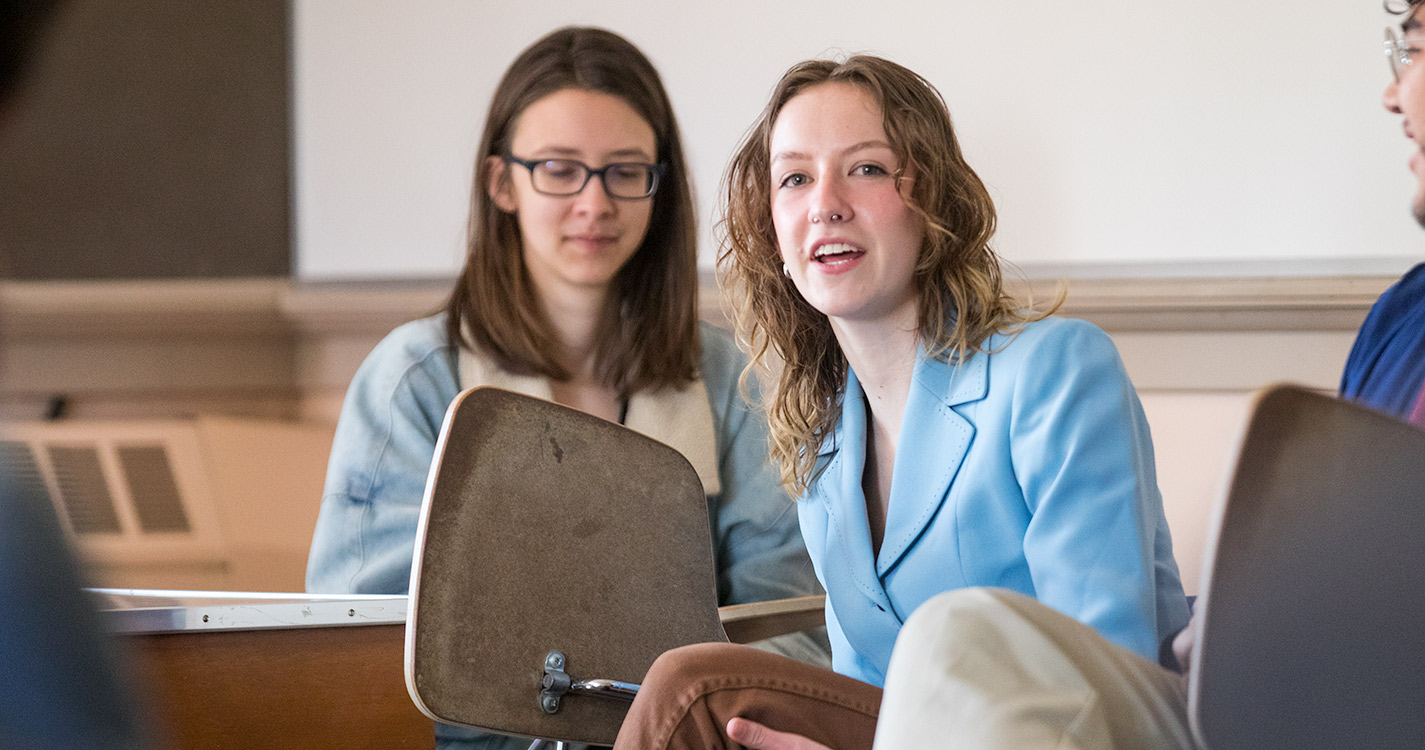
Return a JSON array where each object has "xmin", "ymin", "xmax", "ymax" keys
[
  {"xmin": 698, "ymin": 324, "xmax": 815, "ymax": 603},
  {"xmin": 306, "ymin": 317, "xmax": 460, "ymax": 595},
  {"xmin": 699, "ymin": 324, "xmax": 830, "ymax": 664}
]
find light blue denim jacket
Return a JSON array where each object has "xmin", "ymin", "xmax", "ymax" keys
[{"xmin": 306, "ymin": 315, "xmax": 826, "ymax": 749}]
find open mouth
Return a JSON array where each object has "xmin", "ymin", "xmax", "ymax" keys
[{"xmin": 813, "ymin": 243, "xmax": 866, "ymax": 266}]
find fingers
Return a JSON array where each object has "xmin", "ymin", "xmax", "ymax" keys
[
  {"xmin": 727, "ymin": 718, "xmax": 777, "ymax": 748},
  {"xmin": 1171, "ymin": 611, "xmax": 1198, "ymax": 675},
  {"xmin": 725, "ymin": 717, "xmax": 832, "ymax": 750}
]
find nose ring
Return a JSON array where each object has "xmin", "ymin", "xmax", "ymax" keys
[
  {"xmin": 829, "ymin": 213, "xmax": 842, "ymax": 222},
  {"xmin": 811, "ymin": 215, "xmax": 820, "ymax": 224}
]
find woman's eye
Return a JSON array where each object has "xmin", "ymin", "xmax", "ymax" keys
[
  {"xmin": 609, "ymin": 165, "xmax": 642, "ymax": 181},
  {"xmin": 855, "ymin": 164, "xmax": 889, "ymax": 177},
  {"xmin": 779, "ymin": 173, "xmax": 808, "ymax": 188}
]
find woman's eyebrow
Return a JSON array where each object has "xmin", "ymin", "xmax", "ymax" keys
[
  {"xmin": 521, "ymin": 146, "xmax": 655, "ymax": 160},
  {"xmin": 772, "ymin": 141, "xmax": 894, "ymax": 164},
  {"xmin": 605, "ymin": 147, "xmax": 655, "ymax": 160},
  {"xmin": 523, "ymin": 146, "xmax": 582, "ymax": 157},
  {"xmin": 844, "ymin": 140, "xmax": 893, "ymax": 155},
  {"xmin": 771, "ymin": 150, "xmax": 811, "ymax": 164}
]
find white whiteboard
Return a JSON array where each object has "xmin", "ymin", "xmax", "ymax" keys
[{"xmin": 293, "ymin": 0, "xmax": 1423, "ymax": 280}]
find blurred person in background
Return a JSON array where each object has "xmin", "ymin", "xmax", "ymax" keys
[{"xmin": 0, "ymin": 2, "xmax": 150, "ymax": 748}]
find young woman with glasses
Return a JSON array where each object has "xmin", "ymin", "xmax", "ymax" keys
[
  {"xmin": 609, "ymin": 54, "xmax": 1190, "ymax": 750},
  {"xmin": 305, "ymin": 27, "xmax": 827, "ymax": 749}
]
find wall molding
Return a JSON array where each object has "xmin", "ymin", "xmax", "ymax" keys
[
  {"xmin": 0, "ymin": 273, "xmax": 1398, "ymax": 420},
  {"xmin": 0, "ymin": 280, "xmax": 297, "ymax": 421},
  {"xmin": 1014, "ymin": 274, "xmax": 1394, "ymax": 332},
  {"xmin": 1, "ymin": 272, "xmax": 1393, "ymax": 339},
  {"xmin": 0, "ymin": 279, "xmax": 290, "ymax": 338}
]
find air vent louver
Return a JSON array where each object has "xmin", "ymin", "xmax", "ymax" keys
[
  {"xmin": 49, "ymin": 445, "xmax": 123, "ymax": 534},
  {"xmin": 118, "ymin": 445, "xmax": 190, "ymax": 533},
  {"xmin": 0, "ymin": 440, "xmax": 49, "ymax": 503},
  {"xmin": 3, "ymin": 420, "xmax": 234, "ymax": 585}
]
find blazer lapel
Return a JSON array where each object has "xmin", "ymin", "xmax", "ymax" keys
[
  {"xmin": 875, "ymin": 350, "xmax": 988, "ymax": 576},
  {"xmin": 813, "ymin": 369, "xmax": 893, "ymax": 608}
]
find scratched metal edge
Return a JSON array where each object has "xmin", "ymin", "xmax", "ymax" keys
[{"xmin": 94, "ymin": 592, "xmax": 410, "ymax": 633}]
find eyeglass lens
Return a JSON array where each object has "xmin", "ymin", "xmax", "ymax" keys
[
  {"xmin": 1387, "ymin": 28, "xmax": 1417, "ymax": 81},
  {"xmin": 531, "ymin": 159, "xmax": 658, "ymax": 198}
]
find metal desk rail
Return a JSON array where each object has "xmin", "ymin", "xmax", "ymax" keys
[{"xmin": 91, "ymin": 588, "xmax": 410, "ymax": 633}]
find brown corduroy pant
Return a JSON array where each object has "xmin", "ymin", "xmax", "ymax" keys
[{"xmin": 611, "ymin": 642, "xmax": 882, "ymax": 750}]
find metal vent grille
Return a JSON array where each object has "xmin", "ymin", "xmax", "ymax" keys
[
  {"xmin": 0, "ymin": 439, "xmax": 196, "ymax": 537},
  {"xmin": 0, "ymin": 440, "xmax": 48, "ymax": 502},
  {"xmin": 49, "ymin": 445, "xmax": 124, "ymax": 534},
  {"xmin": 2, "ymin": 421, "xmax": 229, "ymax": 581},
  {"xmin": 117, "ymin": 445, "xmax": 190, "ymax": 533},
  {"xmin": 0, "ymin": 423, "xmax": 219, "ymax": 549}
]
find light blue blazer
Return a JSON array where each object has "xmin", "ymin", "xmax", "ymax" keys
[{"xmin": 798, "ymin": 316, "xmax": 1190, "ymax": 686}]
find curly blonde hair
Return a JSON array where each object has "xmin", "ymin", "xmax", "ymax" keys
[{"xmin": 719, "ymin": 55, "xmax": 1057, "ymax": 493}]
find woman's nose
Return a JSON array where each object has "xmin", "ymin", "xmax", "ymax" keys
[
  {"xmin": 808, "ymin": 177, "xmax": 851, "ymax": 225},
  {"xmin": 572, "ymin": 174, "xmax": 617, "ymax": 215}
]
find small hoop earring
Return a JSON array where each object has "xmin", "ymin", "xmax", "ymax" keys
[{"xmin": 782, "ymin": 263, "xmax": 791, "ymax": 278}]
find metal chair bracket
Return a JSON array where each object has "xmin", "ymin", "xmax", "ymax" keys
[
  {"xmin": 539, "ymin": 650, "xmax": 571, "ymax": 714},
  {"xmin": 539, "ymin": 649, "xmax": 641, "ymax": 715}
]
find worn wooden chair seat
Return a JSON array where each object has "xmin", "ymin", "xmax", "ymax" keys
[
  {"xmin": 1189, "ymin": 385, "xmax": 1425, "ymax": 748},
  {"xmin": 405, "ymin": 387, "xmax": 822, "ymax": 747}
]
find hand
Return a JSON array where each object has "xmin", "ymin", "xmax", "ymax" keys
[
  {"xmin": 1171, "ymin": 611, "xmax": 1199, "ymax": 690},
  {"xmin": 726, "ymin": 717, "xmax": 833, "ymax": 750}
]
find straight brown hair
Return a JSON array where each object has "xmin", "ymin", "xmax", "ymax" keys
[{"xmin": 444, "ymin": 27, "xmax": 699, "ymax": 394}]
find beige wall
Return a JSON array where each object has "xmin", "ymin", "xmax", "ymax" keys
[{"xmin": 1, "ymin": 274, "xmax": 1395, "ymax": 594}]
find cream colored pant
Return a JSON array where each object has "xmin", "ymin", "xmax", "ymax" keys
[{"xmin": 873, "ymin": 588, "xmax": 1199, "ymax": 749}]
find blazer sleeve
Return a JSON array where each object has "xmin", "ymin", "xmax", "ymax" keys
[{"xmin": 1007, "ymin": 319, "xmax": 1172, "ymax": 660}]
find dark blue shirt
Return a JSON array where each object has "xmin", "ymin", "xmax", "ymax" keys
[{"xmin": 1340, "ymin": 262, "xmax": 1425, "ymax": 422}]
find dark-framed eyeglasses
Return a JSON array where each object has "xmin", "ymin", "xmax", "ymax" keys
[
  {"xmin": 1385, "ymin": 27, "xmax": 1421, "ymax": 82},
  {"xmin": 502, "ymin": 154, "xmax": 664, "ymax": 199}
]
